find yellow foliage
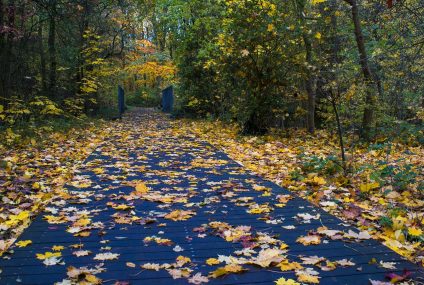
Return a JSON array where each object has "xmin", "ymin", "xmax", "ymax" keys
[
  {"xmin": 52, "ymin": 245, "xmax": 65, "ymax": 251},
  {"xmin": 297, "ymin": 273, "xmax": 320, "ymax": 284},
  {"xmin": 136, "ymin": 182, "xmax": 150, "ymax": 194},
  {"xmin": 36, "ymin": 251, "xmax": 62, "ymax": 260},
  {"xmin": 5, "ymin": 211, "xmax": 30, "ymax": 227},
  {"xmin": 209, "ymin": 264, "xmax": 246, "ymax": 278},
  {"xmin": 16, "ymin": 240, "xmax": 32, "ymax": 248},
  {"xmin": 408, "ymin": 227, "xmax": 423, "ymax": 237},
  {"xmin": 275, "ymin": 278, "xmax": 301, "ymax": 285},
  {"xmin": 311, "ymin": 0, "xmax": 326, "ymax": 4},
  {"xmin": 206, "ymin": 258, "xmax": 220, "ymax": 265},
  {"xmin": 279, "ymin": 260, "xmax": 303, "ymax": 271},
  {"xmin": 359, "ymin": 182, "xmax": 380, "ymax": 192}
]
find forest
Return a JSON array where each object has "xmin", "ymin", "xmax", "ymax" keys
[
  {"xmin": 0, "ymin": 0, "xmax": 423, "ymax": 283},
  {"xmin": 0, "ymin": 0, "xmax": 423, "ymax": 142}
]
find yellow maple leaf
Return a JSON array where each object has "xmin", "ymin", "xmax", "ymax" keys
[
  {"xmin": 248, "ymin": 207, "xmax": 266, "ymax": 214},
  {"xmin": 312, "ymin": 176, "xmax": 326, "ymax": 185},
  {"xmin": 209, "ymin": 264, "xmax": 246, "ymax": 278},
  {"xmin": 165, "ymin": 210, "xmax": 195, "ymax": 221},
  {"xmin": 206, "ymin": 258, "xmax": 220, "ymax": 265},
  {"xmin": 359, "ymin": 182, "xmax": 379, "ymax": 192},
  {"xmin": 36, "ymin": 251, "xmax": 61, "ymax": 260},
  {"xmin": 275, "ymin": 277, "xmax": 301, "ymax": 285},
  {"xmin": 32, "ymin": 182, "xmax": 41, "ymax": 190},
  {"xmin": 85, "ymin": 274, "xmax": 101, "ymax": 284},
  {"xmin": 176, "ymin": 256, "xmax": 191, "ymax": 266},
  {"xmin": 52, "ymin": 245, "xmax": 64, "ymax": 251},
  {"xmin": 113, "ymin": 204, "xmax": 132, "ymax": 210},
  {"xmin": 44, "ymin": 215, "xmax": 66, "ymax": 224},
  {"xmin": 279, "ymin": 260, "xmax": 303, "ymax": 271},
  {"xmin": 392, "ymin": 216, "xmax": 407, "ymax": 230},
  {"xmin": 297, "ymin": 273, "xmax": 320, "ymax": 284},
  {"xmin": 224, "ymin": 264, "xmax": 245, "ymax": 274},
  {"xmin": 74, "ymin": 218, "xmax": 91, "ymax": 227},
  {"xmin": 253, "ymin": 184, "xmax": 268, "ymax": 191},
  {"xmin": 136, "ymin": 182, "xmax": 149, "ymax": 193},
  {"xmin": 5, "ymin": 211, "xmax": 30, "ymax": 226},
  {"xmin": 16, "ymin": 240, "xmax": 32, "ymax": 248},
  {"xmin": 296, "ymin": 235, "xmax": 321, "ymax": 245},
  {"xmin": 92, "ymin": 168, "xmax": 104, "ymax": 174},
  {"xmin": 74, "ymin": 231, "xmax": 90, "ymax": 237},
  {"xmin": 408, "ymin": 227, "xmax": 423, "ymax": 237}
]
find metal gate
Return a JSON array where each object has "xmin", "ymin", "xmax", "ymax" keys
[
  {"xmin": 162, "ymin": 86, "xmax": 174, "ymax": 113},
  {"xmin": 118, "ymin": 85, "xmax": 125, "ymax": 115}
]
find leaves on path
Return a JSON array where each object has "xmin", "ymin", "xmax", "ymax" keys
[
  {"xmin": 1, "ymin": 110, "xmax": 419, "ymax": 284},
  {"xmin": 186, "ymin": 120, "xmax": 424, "ymax": 265},
  {"xmin": 0, "ymin": 123, "xmax": 108, "ymax": 253}
]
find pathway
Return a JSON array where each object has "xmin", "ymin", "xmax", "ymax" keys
[{"xmin": 0, "ymin": 109, "xmax": 422, "ymax": 284}]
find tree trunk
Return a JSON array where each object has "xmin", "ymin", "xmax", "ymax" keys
[
  {"xmin": 325, "ymin": 0, "xmax": 347, "ymax": 168},
  {"xmin": 297, "ymin": 0, "xmax": 316, "ymax": 134},
  {"xmin": 0, "ymin": 0, "xmax": 5, "ymax": 102},
  {"xmin": 331, "ymin": 93, "xmax": 346, "ymax": 166},
  {"xmin": 48, "ymin": 0, "xmax": 57, "ymax": 98},
  {"xmin": 1, "ymin": 0, "xmax": 15, "ymax": 101},
  {"xmin": 346, "ymin": 0, "xmax": 376, "ymax": 140},
  {"xmin": 38, "ymin": 18, "xmax": 47, "ymax": 93},
  {"xmin": 304, "ymin": 34, "xmax": 316, "ymax": 134},
  {"xmin": 330, "ymin": 1, "xmax": 340, "ymax": 65}
]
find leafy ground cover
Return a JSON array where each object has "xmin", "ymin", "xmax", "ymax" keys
[
  {"xmin": 0, "ymin": 120, "xmax": 110, "ymax": 253},
  {"xmin": 0, "ymin": 109, "xmax": 422, "ymax": 285},
  {"xmin": 1, "ymin": 109, "xmax": 422, "ymax": 285},
  {"xmin": 178, "ymin": 120, "xmax": 424, "ymax": 266}
]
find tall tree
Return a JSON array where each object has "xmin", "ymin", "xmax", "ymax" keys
[
  {"xmin": 38, "ymin": 16, "xmax": 47, "ymax": 92},
  {"xmin": 344, "ymin": 0, "xmax": 377, "ymax": 139},
  {"xmin": 1, "ymin": 0, "xmax": 16, "ymax": 101},
  {"xmin": 295, "ymin": 0, "xmax": 317, "ymax": 134},
  {"xmin": 48, "ymin": 0, "xmax": 57, "ymax": 98},
  {"xmin": 0, "ymin": 0, "xmax": 5, "ymax": 102}
]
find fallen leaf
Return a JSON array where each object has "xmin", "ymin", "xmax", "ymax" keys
[
  {"xmin": 275, "ymin": 277, "xmax": 300, "ymax": 285},
  {"xmin": 408, "ymin": 227, "xmax": 422, "ymax": 237},
  {"xmin": 379, "ymin": 261, "xmax": 397, "ymax": 269},
  {"xmin": 209, "ymin": 264, "xmax": 246, "ymax": 278},
  {"xmin": 36, "ymin": 251, "xmax": 61, "ymax": 260},
  {"xmin": 136, "ymin": 181, "xmax": 150, "ymax": 194},
  {"xmin": 73, "ymin": 250, "xmax": 91, "ymax": 257},
  {"xmin": 188, "ymin": 273, "xmax": 209, "ymax": 284},
  {"xmin": 206, "ymin": 258, "xmax": 220, "ymax": 265},
  {"xmin": 15, "ymin": 240, "xmax": 32, "ymax": 247},
  {"xmin": 52, "ymin": 245, "xmax": 65, "ymax": 251},
  {"xmin": 296, "ymin": 235, "xmax": 321, "ymax": 245},
  {"xmin": 93, "ymin": 252, "xmax": 119, "ymax": 261}
]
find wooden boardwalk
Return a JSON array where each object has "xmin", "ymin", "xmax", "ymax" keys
[{"xmin": 1, "ymin": 109, "xmax": 423, "ymax": 284}]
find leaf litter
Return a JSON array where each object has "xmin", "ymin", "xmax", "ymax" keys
[{"xmin": 0, "ymin": 109, "xmax": 421, "ymax": 284}]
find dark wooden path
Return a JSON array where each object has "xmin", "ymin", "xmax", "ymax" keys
[{"xmin": 1, "ymin": 109, "xmax": 423, "ymax": 284}]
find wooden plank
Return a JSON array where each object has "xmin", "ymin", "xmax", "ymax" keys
[{"xmin": 1, "ymin": 111, "xmax": 423, "ymax": 285}]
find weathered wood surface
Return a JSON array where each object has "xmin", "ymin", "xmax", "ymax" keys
[{"xmin": 1, "ymin": 109, "xmax": 423, "ymax": 284}]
